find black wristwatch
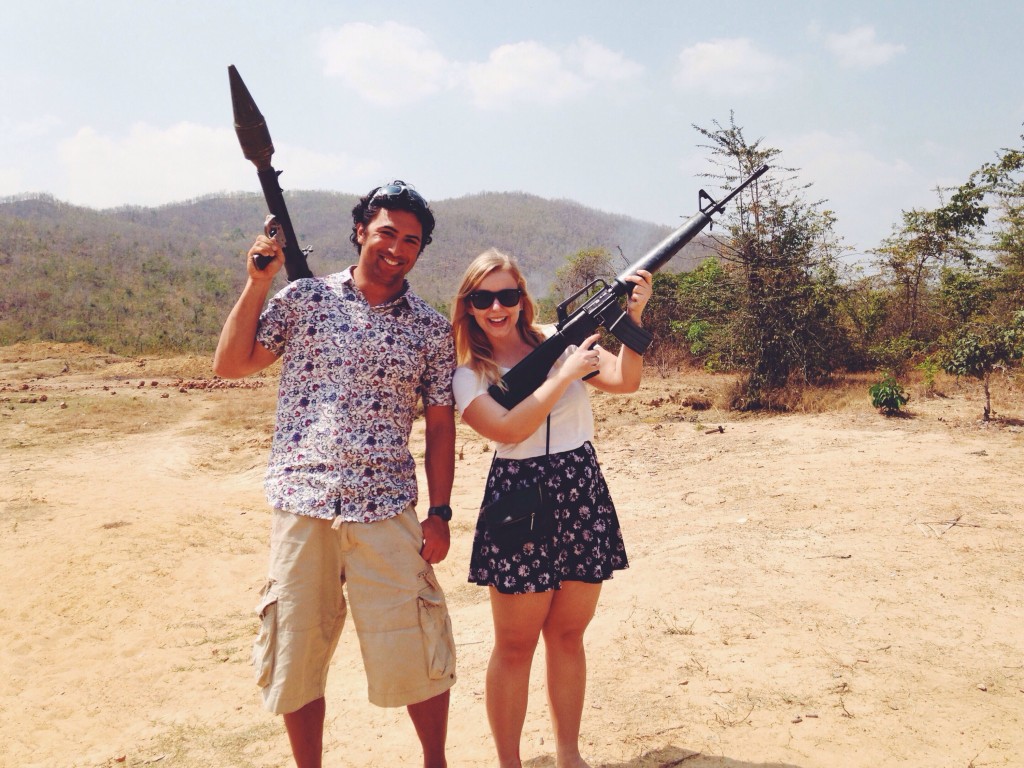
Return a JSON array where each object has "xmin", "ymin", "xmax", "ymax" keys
[{"xmin": 427, "ymin": 504, "xmax": 453, "ymax": 522}]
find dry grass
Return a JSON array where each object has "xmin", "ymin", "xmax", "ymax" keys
[
  {"xmin": 643, "ymin": 364, "xmax": 1024, "ymax": 422},
  {"xmin": 0, "ymin": 340, "xmax": 283, "ymax": 381},
  {"xmin": 2, "ymin": 388, "xmax": 196, "ymax": 450},
  {"xmin": 98, "ymin": 719, "xmax": 282, "ymax": 768},
  {"xmin": 200, "ymin": 389, "xmax": 278, "ymax": 432},
  {"xmin": 4, "ymin": 343, "xmax": 1024, "ymax": 452},
  {"xmin": 1, "ymin": 344, "xmax": 284, "ymax": 452}
]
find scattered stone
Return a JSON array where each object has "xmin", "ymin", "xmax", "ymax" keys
[{"xmin": 175, "ymin": 378, "xmax": 265, "ymax": 391}]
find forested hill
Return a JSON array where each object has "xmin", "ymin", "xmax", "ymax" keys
[{"xmin": 0, "ymin": 190, "xmax": 712, "ymax": 354}]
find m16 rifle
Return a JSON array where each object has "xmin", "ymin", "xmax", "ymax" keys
[{"xmin": 488, "ymin": 164, "xmax": 769, "ymax": 409}]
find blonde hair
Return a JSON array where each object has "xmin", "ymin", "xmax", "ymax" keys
[{"xmin": 452, "ymin": 248, "xmax": 546, "ymax": 386}]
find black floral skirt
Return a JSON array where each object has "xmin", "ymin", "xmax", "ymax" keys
[{"xmin": 468, "ymin": 441, "xmax": 629, "ymax": 595}]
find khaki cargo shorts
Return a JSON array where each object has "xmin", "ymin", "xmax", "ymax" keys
[{"xmin": 252, "ymin": 505, "xmax": 457, "ymax": 715}]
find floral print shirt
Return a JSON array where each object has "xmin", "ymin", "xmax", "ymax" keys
[{"xmin": 256, "ymin": 268, "xmax": 455, "ymax": 522}]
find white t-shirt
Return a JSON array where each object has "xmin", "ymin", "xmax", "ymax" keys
[{"xmin": 452, "ymin": 344, "xmax": 595, "ymax": 460}]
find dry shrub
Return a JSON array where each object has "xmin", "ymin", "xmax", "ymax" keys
[
  {"xmin": 680, "ymin": 394, "xmax": 713, "ymax": 410},
  {"xmin": 621, "ymin": 370, "xmax": 736, "ymax": 422},
  {"xmin": 723, "ymin": 373, "xmax": 878, "ymax": 414}
]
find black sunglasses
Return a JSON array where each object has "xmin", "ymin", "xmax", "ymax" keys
[
  {"xmin": 369, "ymin": 180, "xmax": 429, "ymax": 208},
  {"xmin": 466, "ymin": 288, "xmax": 523, "ymax": 310}
]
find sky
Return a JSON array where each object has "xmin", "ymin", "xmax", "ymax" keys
[{"xmin": 3, "ymin": 1, "xmax": 1023, "ymax": 261}]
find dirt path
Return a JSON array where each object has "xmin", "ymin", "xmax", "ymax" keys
[{"xmin": 2, "ymin": 344, "xmax": 1022, "ymax": 767}]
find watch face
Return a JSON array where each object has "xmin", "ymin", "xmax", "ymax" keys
[{"xmin": 429, "ymin": 505, "xmax": 452, "ymax": 521}]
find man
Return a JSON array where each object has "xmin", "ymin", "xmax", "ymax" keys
[{"xmin": 214, "ymin": 181, "xmax": 457, "ymax": 768}]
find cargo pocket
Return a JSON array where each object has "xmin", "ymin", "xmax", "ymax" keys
[
  {"xmin": 252, "ymin": 581, "xmax": 278, "ymax": 689},
  {"xmin": 416, "ymin": 569, "xmax": 456, "ymax": 681}
]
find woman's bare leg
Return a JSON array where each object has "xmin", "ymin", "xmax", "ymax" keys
[
  {"xmin": 542, "ymin": 581, "xmax": 601, "ymax": 768},
  {"xmin": 486, "ymin": 587, "xmax": 554, "ymax": 767}
]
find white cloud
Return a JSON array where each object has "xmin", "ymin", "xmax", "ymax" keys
[
  {"xmin": 3, "ymin": 115, "xmax": 62, "ymax": 142},
  {"xmin": 0, "ymin": 167, "xmax": 26, "ymax": 198},
  {"xmin": 464, "ymin": 38, "xmax": 643, "ymax": 110},
  {"xmin": 780, "ymin": 130, "xmax": 926, "ymax": 250},
  {"xmin": 55, "ymin": 122, "xmax": 365, "ymax": 209},
  {"xmin": 566, "ymin": 37, "xmax": 644, "ymax": 83},
  {"xmin": 673, "ymin": 38, "xmax": 789, "ymax": 96},
  {"xmin": 0, "ymin": 117, "xmax": 63, "ymax": 199},
  {"xmin": 318, "ymin": 22, "xmax": 453, "ymax": 106},
  {"xmin": 464, "ymin": 41, "xmax": 588, "ymax": 109},
  {"xmin": 825, "ymin": 26, "xmax": 905, "ymax": 70},
  {"xmin": 785, "ymin": 129, "xmax": 914, "ymax": 188},
  {"xmin": 57, "ymin": 123, "xmax": 237, "ymax": 208},
  {"xmin": 280, "ymin": 144, "xmax": 380, "ymax": 191},
  {"xmin": 317, "ymin": 23, "xmax": 642, "ymax": 111}
]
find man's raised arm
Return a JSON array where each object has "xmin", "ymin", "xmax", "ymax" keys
[{"xmin": 213, "ymin": 235, "xmax": 283, "ymax": 378}]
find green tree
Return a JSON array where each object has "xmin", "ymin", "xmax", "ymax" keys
[
  {"xmin": 972, "ymin": 138, "xmax": 1024, "ymax": 313},
  {"xmin": 550, "ymin": 247, "xmax": 614, "ymax": 302},
  {"xmin": 941, "ymin": 311, "xmax": 1024, "ymax": 420},
  {"xmin": 872, "ymin": 202, "xmax": 980, "ymax": 347},
  {"xmin": 648, "ymin": 257, "xmax": 741, "ymax": 372},
  {"xmin": 932, "ymin": 134, "xmax": 1024, "ymax": 420},
  {"xmin": 692, "ymin": 115, "xmax": 850, "ymax": 409}
]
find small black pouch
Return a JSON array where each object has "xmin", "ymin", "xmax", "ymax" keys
[
  {"xmin": 482, "ymin": 484, "xmax": 554, "ymax": 547},
  {"xmin": 481, "ymin": 416, "xmax": 555, "ymax": 548}
]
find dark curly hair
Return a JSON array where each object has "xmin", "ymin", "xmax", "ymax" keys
[{"xmin": 349, "ymin": 180, "xmax": 435, "ymax": 255}]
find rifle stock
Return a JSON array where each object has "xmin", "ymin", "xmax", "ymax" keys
[
  {"xmin": 488, "ymin": 164, "xmax": 768, "ymax": 410},
  {"xmin": 228, "ymin": 65, "xmax": 313, "ymax": 281}
]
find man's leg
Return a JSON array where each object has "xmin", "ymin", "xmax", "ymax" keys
[
  {"xmin": 407, "ymin": 689, "xmax": 450, "ymax": 768},
  {"xmin": 283, "ymin": 697, "xmax": 326, "ymax": 768},
  {"xmin": 261, "ymin": 511, "xmax": 346, "ymax": 768}
]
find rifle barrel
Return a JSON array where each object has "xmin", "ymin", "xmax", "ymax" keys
[{"xmin": 612, "ymin": 164, "xmax": 768, "ymax": 292}]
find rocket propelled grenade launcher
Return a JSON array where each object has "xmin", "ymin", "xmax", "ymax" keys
[
  {"xmin": 228, "ymin": 65, "xmax": 313, "ymax": 281},
  {"xmin": 487, "ymin": 164, "xmax": 769, "ymax": 410}
]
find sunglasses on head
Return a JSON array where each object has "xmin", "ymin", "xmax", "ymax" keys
[
  {"xmin": 369, "ymin": 180, "xmax": 429, "ymax": 208},
  {"xmin": 466, "ymin": 288, "xmax": 523, "ymax": 310}
]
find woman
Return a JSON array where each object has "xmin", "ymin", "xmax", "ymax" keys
[{"xmin": 451, "ymin": 248, "xmax": 652, "ymax": 768}]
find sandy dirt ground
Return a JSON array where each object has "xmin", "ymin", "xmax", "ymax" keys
[{"xmin": 2, "ymin": 342, "xmax": 1022, "ymax": 768}]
